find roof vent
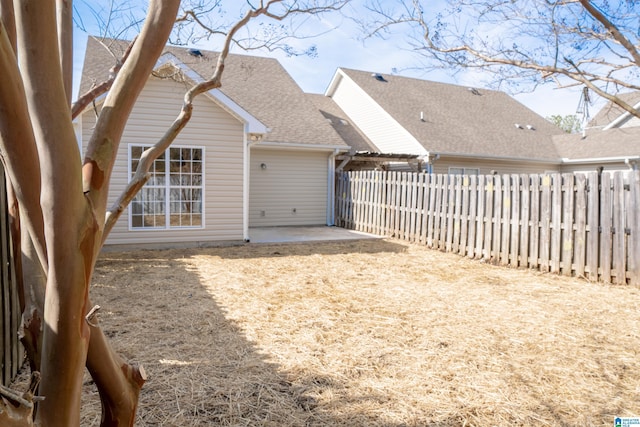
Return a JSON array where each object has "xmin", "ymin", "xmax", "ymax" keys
[
  {"xmin": 514, "ymin": 123, "xmax": 523, "ymax": 129},
  {"xmin": 526, "ymin": 124, "xmax": 536, "ymax": 130},
  {"xmin": 188, "ymin": 48, "xmax": 203, "ymax": 57},
  {"xmin": 371, "ymin": 73, "xmax": 387, "ymax": 82},
  {"xmin": 468, "ymin": 87, "xmax": 481, "ymax": 95}
]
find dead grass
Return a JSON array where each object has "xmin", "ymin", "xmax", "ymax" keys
[{"xmin": 18, "ymin": 239, "xmax": 640, "ymax": 425}]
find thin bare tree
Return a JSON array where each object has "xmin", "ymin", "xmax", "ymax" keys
[{"xmin": 361, "ymin": 0, "xmax": 640, "ymax": 118}]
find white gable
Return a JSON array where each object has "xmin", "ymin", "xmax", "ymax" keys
[
  {"xmin": 325, "ymin": 69, "xmax": 427, "ymax": 156},
  {"xmin": 154, "ymin": 53, "xmax": 268, "ymax": 135}
]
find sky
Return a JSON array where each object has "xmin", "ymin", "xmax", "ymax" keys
[{"xmin": 71, "ymin": 1, "xmax": 605, "ymax": 120}]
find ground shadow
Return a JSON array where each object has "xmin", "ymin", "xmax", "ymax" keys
[{"xmin": 90, "ymin": 248, "xmax": 435, "ymax": 426}]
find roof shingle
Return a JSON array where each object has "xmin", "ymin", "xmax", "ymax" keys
[
  {"xmin": 79, "ymin": 37, "xmax": 347, "ymax": 148},
  {"xmin": 335, "ymin": 68, "xmax": 563, "ymax": 161}
]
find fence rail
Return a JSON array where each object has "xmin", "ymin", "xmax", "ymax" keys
[{"xmin": 336, "ymin": 170, "xmax": 640, "ymax": 285}]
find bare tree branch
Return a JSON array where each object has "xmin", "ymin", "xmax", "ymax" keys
[
  {"xmin": 57, "ymin": 0, "xmax": 73, "ymax": 106},
  {"xmin": 578, "ymin": 0, "xmax": 640, "ymax": 66},
  {"xmin": 360, "ymin": 0, "xmax": 640, "ymax": 118},
  {"xmin": 71, "ymin": 37, "xmax": 137, "ymax": 119}
]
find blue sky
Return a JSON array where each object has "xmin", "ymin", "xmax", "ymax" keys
[{"xmin": 72, "ymin": 1, "xmax": 600, "ymax": 120}]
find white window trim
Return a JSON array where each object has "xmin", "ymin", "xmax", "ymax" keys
[{"xmin": 128, "ymin": 144, "xmax": 206, "ymax": 231}]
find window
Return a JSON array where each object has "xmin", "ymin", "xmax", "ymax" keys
[
  {"xmin": 448, "ymin": 167, "xmax": 479, "ymax": 176},
  {"xmin": 129, "ymin": 145, "xmax": 204, "ymax": 229}
]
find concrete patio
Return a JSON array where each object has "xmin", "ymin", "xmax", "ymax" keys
[{"xmin": 248, "ymin": 226, "xmax": 381, "ymax": 244}]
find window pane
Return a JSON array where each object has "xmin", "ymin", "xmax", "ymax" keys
[{"xmin": 131, "ymin": 146, "xmax": 203, "ymax": 230}]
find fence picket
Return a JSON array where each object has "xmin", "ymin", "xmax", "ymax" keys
[
  {"xmin": 420, "ymin": 174, "xmax": 430, "ymax": 244},
  {"xmin": 446, "ymin": 176, "xmax": 456, "ymax": 251},
  {"xmin": 459, "ymin": 176, "xmax": 470, "ymax": 256},
  {"xmin": 586, "ymin": 172, "xmax": 599, "ymax": 281},
  {"xmin": 561, "ymin": 173, "xmax": 575, "ymax": 276},
  {"xmin": 550, "ymin": 174, "xmax": 562, "ymax": 274},
  {"xmin": 476, "ymin": 175, "xmax": 487, "ymax": 260},
  {"xmin": 409, "ymin": 173, "xmax": 418, "ymax": 242},
  {"xmin": 500, "ymin": 175, "xmax": 511, "ymax": 266},
  {"xmin": 529, "ymin": 176, "xmax": 541, "ymax": 269},
  {"xmin": 613, "ymin": 172, "xmax": 626, "ymax": 284},
  {"xmin": 539, "ymin": 175, "xmax": 552, "ymax": 272},
  {"xmin": 334, "ymin": 170, "xmax": 637, "ymax": 285},
  {"xmin": 492, "ymin": 176, "xmax": 502, "ymax": 263},
  {"xmin": 600, "ymin": 173, "xmax": 613, "ymax": 283},
  {"xmin": 510, "ymin": 175, "xmax": 521, "ymax": 267},
  {"xmin": 574, "ymin": 174, "xmax": 587, "ymax": 278},
  {"xmin": 519, "ymin": 174, "xmax": 530, "ymax": 268},
  {"xmin": 467, "ymin": 175, "xmax": 478, "ymax": 258}
]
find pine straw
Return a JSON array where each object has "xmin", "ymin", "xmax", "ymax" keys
[{"xmin": 16, "ymin": 239, "xmax": 640, "ymax": 425}]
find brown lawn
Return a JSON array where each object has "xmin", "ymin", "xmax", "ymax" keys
[{"xmin": 28, "ymin": 238, "xmax": 640, "ymax": 425}]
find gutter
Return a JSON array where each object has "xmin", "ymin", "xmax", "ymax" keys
[
  {"xmin": 560, "ymin": 155, "xmax": 640, "ymax": 165},
  {"xmin": 432, "ymin": 151, "xmax": 561, "ymax": 164},
  {"xmin": 254, "ymin": 141, "xmax": 349, "ymax": 151},
  {"xmin": 602, "ymin": 100, "xmax": 640, "ymax": 130},
  {"xmin": 243, "ymin": 128, "xmax": 267, "ymax": 242}
]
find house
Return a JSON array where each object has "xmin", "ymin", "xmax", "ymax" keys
[
  {"xmin": 79, "ymin": 36, "xmax": 639, "ymax": 248},
  {"xmin": 586, "ymin": 91, "xmax": 640, "ymax": 130},
  {"xmin": 324, "ymin": 68, "xmax": 563, "ymax": 175},
  {"xmin": 78, "ymin": 37, "xmax": 348, "ymax": 247},
  {"xmin": 322, "ymin": 68, "xmax": 640, "ymax": 175},
  {"xmin": 552, "ymin": 91, "xmax": 640, "ymax": 173}
]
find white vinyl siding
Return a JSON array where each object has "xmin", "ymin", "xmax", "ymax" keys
[
  {"xmin": 249, "ymin": 148, "xmax": 328, "ymax": 226},
  {"xmin": 81, "ymin": 76, "xmax": 245, "ymax": 245},
  {"xmin": 330, "ymin": 74, "xmax": 427, "ymax": 155}
]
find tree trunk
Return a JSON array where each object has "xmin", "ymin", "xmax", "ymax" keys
[{"xmin": 86, "ymin": 317, "xmax": 146, "ymax": 427}]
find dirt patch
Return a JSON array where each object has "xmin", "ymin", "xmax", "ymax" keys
[{"xmin": 18, "ymin": 239, "xmax": 640, "ymax": 425}]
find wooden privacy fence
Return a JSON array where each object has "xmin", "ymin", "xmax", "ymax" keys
[
  {"xmin": 336, "ymin": 170, "xmax": 640, "ymax": 285},
  {"xmin": 0, "ymin": 166, "xmax": 22, "ymax": 386}
]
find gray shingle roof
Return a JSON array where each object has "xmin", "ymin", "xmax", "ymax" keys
[
  {"xmin": 305, "ymin": 93, "xmax": 379, "ymax": 153},
  {"xmin": 553, "ymin": 127, "xmax": 640, "ymax": 160},
  {"xmin": 336, "ymin": 68, "xmax": 563, "ymax": 161},
  {"xmin": 587, "ymin": 91, "xmax": 640, "ymax": 129},
  {"xmin": 79, "ymin": 37, "xmax": 347, "ymax": 148}
]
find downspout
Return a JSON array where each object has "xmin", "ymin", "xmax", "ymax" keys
[
  {"xmin": 327, "ymin": 149, "xmax": 340, "ymax": 226},
  {"xmin": 243, "ymin": 130, "xmax": 261, "ymax": 242},
  {"xmin": 425, "ymin": 153, "xmax": 439, "ymax": 174},
  {"xmin": 625, "ymin": 158, "xmax": 638, "ymax": 170}
]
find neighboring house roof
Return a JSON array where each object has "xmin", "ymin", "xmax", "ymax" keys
[
  {"xmin": 326, "ymin": 68, "xmax": 563, "ymax": 161},
  {"xmin": 553, "ymin": 127, "xmax": 640, "ymax": 162},
  {"xmin": 305, "ymin": 93, "xmax": 379, "ymax": 153},
  {"xmin": 587, "ymin": 91, "xmax": 640, "ymax": 129},
  {"xmin": 79, "ymin": 37, "xmax": 347, "ymax": 149}
]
